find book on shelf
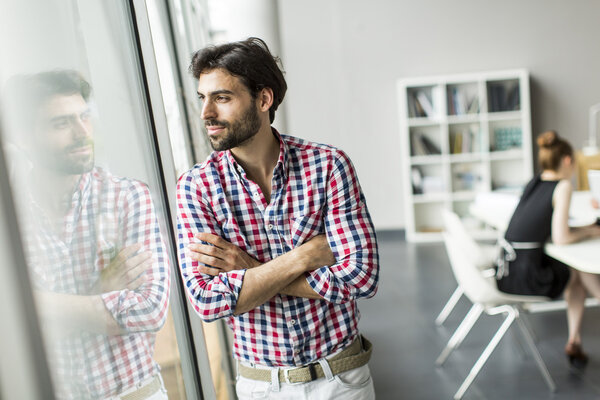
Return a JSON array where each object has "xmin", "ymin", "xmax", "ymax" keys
[
  {"xmin": 488, "ymin": 82, "xmax": 520, "ymax": 112},
  {"xmin": 411, "ymin": 167, "xmax": 423, "ymax": 194},
  {"xmin": 408, "ymin": 87, "xmax": 441, "ymax": 118},
  {"xmin": 411, "ymin": 132, "xmax": 441, "ymax": 156},
  {"xmin": 450, "ymin": 125, "xmax": 478, "ymax": 154},
  {"xmin": 448, "ymin": 86, "xmax": 479, "ymax": 115}
]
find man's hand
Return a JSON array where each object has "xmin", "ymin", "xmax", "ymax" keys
[
  {"xmin": 90, "ymin": 244, "xmax": 152, "ymax": 294},
  {"xmin": 188, "ymin": 232, "xmax": 261, "ymax": 276}
]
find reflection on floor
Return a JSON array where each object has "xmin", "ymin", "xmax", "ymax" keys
[{"xmin": 360, "ymin": 231, "xmax": 600, "ymax": 400}]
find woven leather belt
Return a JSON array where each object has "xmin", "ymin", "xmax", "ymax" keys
[
  {"xmin": 238, "ymin": 336, "xmax": 372, "ymax": 384},
  {"xmin": 120, "ymin": 375, "xmax": 162, "ymax": 400}
]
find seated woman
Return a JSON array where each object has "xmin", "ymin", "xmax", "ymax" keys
[{"xmin": 497, "ymin": 130, "xmax": 600, "ymax": 368}]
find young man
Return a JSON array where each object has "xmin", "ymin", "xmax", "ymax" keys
[
  {"xmin": 5, "ymin": 70, "xmax": 170, "ymax": 399},
  {"xmin": 176, "ymin": 38, "xmax": 379, "ymax": 398}
]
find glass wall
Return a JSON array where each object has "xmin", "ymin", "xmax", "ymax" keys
[{"xmin": 0, "ymin": 1, "xmax": 194, "ymax": 398}]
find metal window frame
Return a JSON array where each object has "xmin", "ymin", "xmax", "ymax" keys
[
  {"xmin": 0, "ymin": 123, "xmax": 55, "ymax": 399},
  {"xmin": 129, "ymin": 1, "xmax": 217, "ymax": 399}
]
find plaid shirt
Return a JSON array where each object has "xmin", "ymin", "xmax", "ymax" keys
[
  {"xmin": 176, "ymin": 131, "xmax": 379, "ymax": 367},
  {"xmin": 23, "ymin": 167, "xmax": 170, "ymax": 399}
]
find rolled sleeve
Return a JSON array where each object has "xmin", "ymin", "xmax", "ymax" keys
[
  {"xmin": 101, "ymin": 182, "xmax": 170, "ymax": 332},
  {"xmin": 305, "ymin": 150, "xmax": 379, "ymax": 303},
  {"xmin": 176, "ymin": 170, "xmax": 245, "ymax": 322}
]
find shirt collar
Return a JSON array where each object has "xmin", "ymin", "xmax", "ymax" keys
[{"xmin": 224, "ymin": 127, "xmax": 288, "ymax": 179}]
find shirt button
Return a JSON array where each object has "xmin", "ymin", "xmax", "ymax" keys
[
  {"xmin": 268, "ymin": 224, "xmax": 274, "ymax": 230},
  {"xmin": 294, "ymin": 349, "xmax": 300, "ymax": 355},
  {"xmin": 253, "ymin": 192, "xmax": 259, "ymax": 198},
  {"xmin": 289, "ymin": 319, "xmax": 296, "ymax": 325}
]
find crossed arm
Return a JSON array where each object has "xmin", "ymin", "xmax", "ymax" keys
[
  {"xmin": 188, "ymin": 232, "xmax": 335, "ymax": 314},
  {"xmin": 34, "ymin": 183, "xmax": 170, "ymax": 336}
]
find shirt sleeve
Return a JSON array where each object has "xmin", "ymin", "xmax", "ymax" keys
[
  {"xmin": 305, "ymin": 150, "xmax": 379, "ymax": 303},
  {"xmin": 175, "ymin": 170, "xmax": 246, "ymax": 322},
  {"xmin": 100, "ymin": 181, "xmax": 171, "ymax": 332}
]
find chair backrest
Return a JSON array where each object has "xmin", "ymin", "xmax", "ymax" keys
[
  {"xmin": 441, "ymin": 209, "xmax": 491, "ymax": 268},
  {"xmin": 442, "ymin": 231, "xmax": 504, "ymax": 306}
]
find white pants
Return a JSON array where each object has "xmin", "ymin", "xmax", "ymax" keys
[{"xmin": 236, "ymin": 364, "xmax": 375, "ymax": 400}]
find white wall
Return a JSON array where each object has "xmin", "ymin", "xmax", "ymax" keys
[{"xmin": 277, "ymin": 0, "xmax": 600, "ymax": 230}]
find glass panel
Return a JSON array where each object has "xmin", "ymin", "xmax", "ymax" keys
[{"xmin": 0, "ymin": 1, "xmax": 188, "ymax": 398}]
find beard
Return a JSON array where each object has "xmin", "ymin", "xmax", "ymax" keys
[
  {"xmin": 206, "ymin": 102, "xmax": 262, "ymax": 152},
  {"xmin": 40, "ymin": 138, "xmax": 95, "ymax": 175}
]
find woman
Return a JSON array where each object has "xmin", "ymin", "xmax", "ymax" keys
[{"xmin": 497, "ymin": 130, "xmax": 600, "ymax": 368}]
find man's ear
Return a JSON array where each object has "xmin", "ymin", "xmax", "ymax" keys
[
  {"xmin": 563, "ymin": 155, "xmax": 573, "ymax": 166},
  {"xmin": 257, "ymin": 87, "xmax": 274, "ymax": 113}
]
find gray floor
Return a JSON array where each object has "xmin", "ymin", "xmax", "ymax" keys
[{"xmin": 360, "ymin": 231, "xmax": 600, "ymax": 400}]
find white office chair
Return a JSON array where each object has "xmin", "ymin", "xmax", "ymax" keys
[
  {"xmin": 438, "ymin": 228, "xmax": 556, "ymax": 400},
  {"xmin": 435, "ymin": 211, "xmax": 497, "ymax": 326}
]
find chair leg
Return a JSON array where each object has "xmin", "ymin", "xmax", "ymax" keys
[
  {"xmin": 510, "ymin": 324, "xmax": 527, "ymax": 360},
  {"xmin": 435, "ymin": 286, "xmax": 464, "ymax": 326},
  {"xmin": 436, "ymin": 304, "xmax": 483, "ymax": 366},
  {"xmin": 454, "ymin": 307, "xmax": 516, "ymax": 400},
  {"xmin": 515, "ymin": 316, "xmax": 556, "ymax": 392}
]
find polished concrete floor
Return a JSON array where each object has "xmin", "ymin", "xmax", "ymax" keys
[{"xmin": 360, "ymin": 231, "xmax": 600, "ymax": 400}]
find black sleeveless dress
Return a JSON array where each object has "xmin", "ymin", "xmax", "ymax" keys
[{"xmin": 496, "ymin": 175, "xmax": 571, "ymax": 299}]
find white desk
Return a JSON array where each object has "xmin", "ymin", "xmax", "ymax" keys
[
  {"xmin": 545, "ymin": 238, "xmax": 600, "ymax": 274},
  {"xmin": 469, "ymin": 191, "xmax": 600, "ymax": 274}
]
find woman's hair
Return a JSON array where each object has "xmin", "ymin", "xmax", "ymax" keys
[
  {"xmin": 537, "ymin": 130, "xmax": 573, "ymax": 171},
  {"xmin": 189, "ymin": 37, "xmax": 287, "ymax": 124}
]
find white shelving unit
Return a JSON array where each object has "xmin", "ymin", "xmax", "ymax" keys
[{"xmin": 398, "ymin": 69, "xmax": 533, "ymax": 242}]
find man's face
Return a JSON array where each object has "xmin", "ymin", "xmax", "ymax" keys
[
  {"xmin": 33, "ymin": 93, "xmax": 94, "ymax": 175},
  {"xmin": 197, "ymin": 68, "xmax": 262, "ymax": 151}
]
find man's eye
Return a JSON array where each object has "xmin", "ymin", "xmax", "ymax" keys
[
  {"xmin": 80, "ymin": 112, "xmax": 91, "ymax": 121},
  {"xmin": 52, "ymin": 120, "xmax": 69, "ymax": 129},
  {"xmin": 216, "ymin": 96, "xmax": 229, "ymax": 102}
]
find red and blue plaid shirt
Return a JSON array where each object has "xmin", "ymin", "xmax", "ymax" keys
[
  {"xmin": 23, "ymin": 167, "xmax": 170, "ymax": 399},
  {"xmin": 176, "ymin": 130, "xmax": 379, "ymax": 367}
]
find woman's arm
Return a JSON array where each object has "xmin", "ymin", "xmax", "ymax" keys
[{"xmin": 552, "ymin": 179, "xmax": 600, "ymax": 244}]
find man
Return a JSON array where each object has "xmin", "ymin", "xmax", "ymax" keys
[
  {"xmin": 5, "ymin": 70, "xmax": 170, "ymax": 399},
  {"xmin": 176, "ymin": 38, "xmax": 379, "ymax": 399}
]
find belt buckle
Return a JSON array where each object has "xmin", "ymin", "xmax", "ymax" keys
[{"xmin": 283, "ymin": 368, "xmax": 303, "ymax": 385}]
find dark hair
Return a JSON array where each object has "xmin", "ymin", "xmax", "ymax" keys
[
  {"xmin": 4, "ymin": 69, "xmax": 91, "ymax": 131},
  {"xmin": 189, "ymin": 37, "xmax": 287, "ymax": 123},
  {"xmin": 536, "ymin": 130, "xmax": 573, "ymax": 171}
]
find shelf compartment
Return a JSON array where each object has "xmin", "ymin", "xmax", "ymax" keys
[
  {"xmin": 410, "ymin": 126, "xmax": 442, "ymax": 156},
  {"xmin": 486, "ymin": 79, "xmax": 521, "ymax": 112},
  {"xmin": 411, "ymin": 164, "xmax": 446, "ymax": 195},
  {"xmin": 447, "ymin": 82, "xmax": 479, "ymax": 116},
  {"xmin": 491, "ymin": 159, "xmax": 528, "ymax": 191},
  {"xmin": 449, "ymin": 122, "xmax": 482, "ymax": 154},
  {"xmin": 488, "ymin": 119, "xmax": 523, "ymax": 152},
  {"xmin": 406, "ymin": 85, "xmax": 443, "ymax": 119},
  {"xmin": 414, "ymin": 202, "xmax": 446, "ymax": 234},
  {"xmin": 451, "ymin": 162, "xmax": 486, "ymax": 192}
]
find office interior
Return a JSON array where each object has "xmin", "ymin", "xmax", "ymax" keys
[{"xmin": 1, "ymin": 0, "xmax": 600, "ymax": 399}]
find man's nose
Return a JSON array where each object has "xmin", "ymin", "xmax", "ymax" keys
[
  {"xmin": 72, "ymin": 117, "xmax": 91, "ymax": 138},
  {"xmin": 200, "ymin": 100, "xmax": 216, "ymax": 120}
]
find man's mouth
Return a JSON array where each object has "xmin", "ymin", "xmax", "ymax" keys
[
  {"xmin": 68, "ymin": 145, "xmax": 92, "ymax": 156},
  {"xmin": 206, "ymin": 125, "xmax": 225, "ymax": 136}
]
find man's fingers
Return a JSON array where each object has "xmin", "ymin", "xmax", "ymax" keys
[
  {"xmin": 124, "ymin": 251, "xmax": 152, "ymax": 270},
  {"xmin": 194, "ymin": 265, "xmax": 222, "ymax": 277},
  {"xmin": 113, "ymin": 244, "xmax": 143, "ymax": 265},
  {"xmin": 189, "ymin": 243, "xmax": 223, "ymax": 258},
  {"xmin": 195, "ymin": 232, "xmax": 227, "ymax": 248},
  {"xmin": 125, "ymin": 259, "xmax": 152, "ymax": 282},
  {"xmin": 189, "ymin": 252, "xmax": 227, "ymax": 269},
  {"xmin": 126, "ymin": 274, "xmax": 147, "ymax": 290}
]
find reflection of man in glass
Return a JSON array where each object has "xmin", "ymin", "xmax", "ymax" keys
[{"xmin": 5, "ymin": 70, "xmax": 170, "ymax": 399}]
